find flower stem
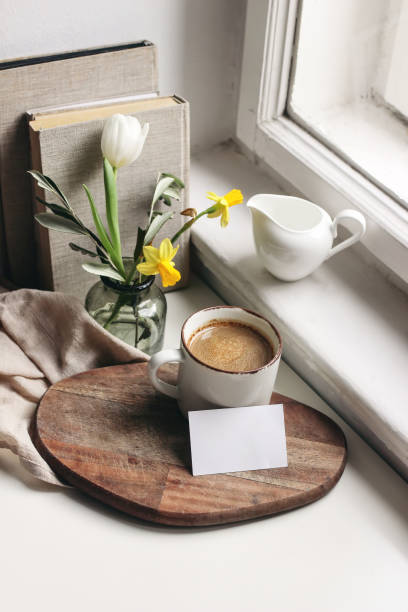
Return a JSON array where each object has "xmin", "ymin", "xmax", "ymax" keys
[
  {"xmin": 122, "ymin": 205, "xmax": 216, "ymax": 285},
  {"xmin": 103, "ymin": 293, "xmax": 128, "ymax": 330},
  {"xmin": 170, "ymin": 207, "xmax": 215, "ymax": 244},
  {"xmin": 124, "ymin": 256, "xmax": 142, "ymax": 285},
  {"xmin": 104, "ymin": 159, "xmax": 125, "ymax": 276}
]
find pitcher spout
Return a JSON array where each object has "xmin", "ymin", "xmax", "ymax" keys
[
  {"xmin": 247, "ymin": 193, "xmax": 298, "ymax": 231},
  {"xmin": 247, "ymin": 194, "xmax": 278, "ymax": 224},
  {"xmin": 247, "ymin": 193, "xmax": 328, "ymax": 234}
]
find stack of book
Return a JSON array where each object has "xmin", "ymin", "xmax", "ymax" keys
[{"xmin": 0, "ymin": 42, "xmax": 190, "ymax": 297}]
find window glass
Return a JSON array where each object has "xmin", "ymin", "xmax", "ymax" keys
[{"xmin": 288, "ymin": 0, "xmax": 408, "ymax": 207}]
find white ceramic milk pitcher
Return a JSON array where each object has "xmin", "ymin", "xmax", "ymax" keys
[{"xmin": 247, "ymin": 194, "xmax": 366, "ymax": 281}]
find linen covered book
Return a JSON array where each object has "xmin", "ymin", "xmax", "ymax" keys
[
  {"xmin": 0, "ymin": 41, "xmax": 158, "ymax": 286},
  {"xmin": 28, "ymin": 95, "xmax": 190, "ymax": 298}
]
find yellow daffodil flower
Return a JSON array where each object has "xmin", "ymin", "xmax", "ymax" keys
[
  {"xmin": 137, "ymin": 238, "xmax": 181, "ymax": 287},
  {"xmin": 206, "ymin": 189, "xmax": 243, "ymax": 227}
]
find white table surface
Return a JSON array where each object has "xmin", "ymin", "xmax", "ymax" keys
[{"xmin": 1, "ymin": 275, "xmax": 407, "ymax": 612}]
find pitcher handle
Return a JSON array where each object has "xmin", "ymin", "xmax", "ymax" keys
[{"xmin": 326, "ymin": 209, "xmax": 366, "ymax": 260}]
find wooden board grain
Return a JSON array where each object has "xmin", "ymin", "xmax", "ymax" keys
[{"xmin": 34, "ymin": 363, "xmax": 347, "ymax": 526}]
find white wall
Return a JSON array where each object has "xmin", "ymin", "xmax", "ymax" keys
[{"xmin": 0, "ymin": 0, "xmax": 246, "ymax": 152}]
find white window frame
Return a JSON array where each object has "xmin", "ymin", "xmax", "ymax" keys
[{"xmin": 236, "ymin": 0, "xmax": 408, "ymax": 284}]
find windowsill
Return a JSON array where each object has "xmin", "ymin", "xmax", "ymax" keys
[{"xmin": 190, "ymin": 142, "xmax": 408, "ymax": 479}]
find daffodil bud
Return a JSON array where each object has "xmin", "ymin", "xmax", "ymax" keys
[
  {"xmin": 181, "ymin": 208, "xmax": 197, "ymax": 218},
  {"xmin": 101, "ymin": 114, "xmax": 149, "ymax": 169}
]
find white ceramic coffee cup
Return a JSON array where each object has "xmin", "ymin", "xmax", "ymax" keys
[{"xmin": 148, "ymin": 306, "xmax": 282, "ymax": 417}]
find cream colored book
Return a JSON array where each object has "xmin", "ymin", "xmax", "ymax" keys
[
  {"xmin": 28, "ymin": 95, "xmax": 190, "ymax": 298},
  {"xmin": 0, "ymin": 42, "xmax": 158, "ymax": 286}
]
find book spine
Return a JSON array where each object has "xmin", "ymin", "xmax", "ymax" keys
[
  {"xmin": 0, "ymin": 189, "xmax": 7, "ymax": 279},
  {"xmin": 28, "ymin": 126, "xmax": 54, "ymax": 290},
  {"xmin": 180, "ymin": 99, "xmax": 191, "ymax": 288}
]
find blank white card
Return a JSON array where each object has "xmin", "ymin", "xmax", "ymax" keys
[{"xmin": 188, "ymin": 404, "xmax": 288, "ymax": 476}]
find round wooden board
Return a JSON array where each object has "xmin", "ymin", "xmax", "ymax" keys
[{"xmin": 34, "ymin": 363, "xmax": 347, "ymax": 526}]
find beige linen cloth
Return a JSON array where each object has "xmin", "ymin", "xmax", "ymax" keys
[{"xmin": 0, "ymin": 287, "xmax": 146, "ymax": 486}]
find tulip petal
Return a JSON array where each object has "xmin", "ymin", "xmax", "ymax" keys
[
  {"xmin": 116, "ymin": 115, "xmax": 141, "ymax": 167},
  {"xmin": 101, "ymin": 115, "xmax": 119, "ymax": 165},
  {"xmin": 101, "ymin": 114, "xmax": 148, "ymax": 168},
  {"xmin": 128, "ymin": 122, "xmax": 149, "ymax": 165},
  {"xmin": 117, "ymin": 117, "xmax": 140, "ymax": 166}
]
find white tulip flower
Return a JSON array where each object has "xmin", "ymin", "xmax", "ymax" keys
[{"xmin": 101, "ymin": 114, "xmax": 149, "ymax": 169}]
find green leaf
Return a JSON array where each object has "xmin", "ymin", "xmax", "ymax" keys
[
  {"xmin": 85, "ymin": 228, "xmax": 105, "ymax": 250},
  {"xmin": 35, "ymin": 213, "xmax": 86, "ymax": 235},
  {"xmin": 162, "ymin": 186, "xmax": 181, "ymax": 201},
  {"xmin": 95, "ymin": 246, "xmax": 109, "ymax": 264},
  {"xmin": 103, "ymin": 158, "xmax": 121, "ymax": 258},
  {"xmin": 35, "ymin": 197, "xmax": 76, "ymax": 220},
  {"xmin": 134, "ymin": 227, "xmax": 147, "ymax": 261},
  {"xmin": 82, "ymin": 185, "xmax": 111, "ymax": 251},
  {"xmin": 160, "ymin": 172, "xmax": 184, "ymax": 189},
  {"xmin": 82, "ymin": 262, "xmax": 125, "ymax": 281},
  {"xmin": 28, "ymin": 170, "xmax": 70, "ymax": 208},
  {"xmin": 161, "ymin": 195, "xmax": 172, "ymax": 207},
  {"xmin": 83, "ymin": 184, "xmax": 125, "ymax": 277},
  {"xmin": 144, "ymin": 211, "xmax": 174, "ymax": 245},
  {"xmin": 138, "ymin": 325, "xmax": 150, "ymax": 342},
  {"xmin": 69, "ymin": 243, "xmax": 99, "ymax": 258},
  {"xmin": 152, "ymin": 177, "xmax": 175, "ymax": 206}
]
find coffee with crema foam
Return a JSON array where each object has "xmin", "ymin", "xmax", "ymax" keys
[{"xmin": 187, "ymin": 320, "xmax": 274, "ymax": 372}]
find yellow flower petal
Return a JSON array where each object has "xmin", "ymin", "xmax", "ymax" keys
[
  {"xmin": 158, "ymin": 238, "xmax": 179, "ymax": 262},
  {"xmin": 220, "ymin": 205, "xmax": 230, "ymax": 227},
  {"xmin": 138, "ymin": 238, "xmax": 180, "ymax": 284},
  {"xmin": 224, "ymin": 189, "xmax": 243, "ymax": 206},
  {"xmin": 206, "ymin": 189, "xmax": 243, "ymax": 222},
  {"xmin": 137, "ymin": 261, "xmax": 159, "ymax": 276},
  {"xmin": 158, "ymin": 238, "xmax": 172, "ymax": 261},
  {"xmin": 143, "ymin": 245, "xmax": 160, "ymax": 265},
  {"xmin": 158, "ymin": 260, "xmax": 181, "ymax": 287},
  {"xmin": 206, "ymin": 191, "xmax": 220, "ymax": 202}
]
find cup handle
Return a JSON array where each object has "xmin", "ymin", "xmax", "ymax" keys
[
  {"xmin": 148, "ymin": 348, "xmax": 184, "ymax": 399},
  {"xmin": 326, "ymin": 209, "xmax": 366, "ymax": 260}
]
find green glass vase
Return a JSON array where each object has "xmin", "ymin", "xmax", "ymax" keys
[{"xmin": 85, "ymin": 262, "xmax": 167, "ymax": 355}]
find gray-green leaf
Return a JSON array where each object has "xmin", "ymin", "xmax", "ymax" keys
[
  {"xmin": 82, "ymin": 262, "xmax": 125, "ymax": 281},
  {"xmin": 160, "ymin": 172, "xmax": 185, "ymax": 188},
  {"xmin": 133, "ymin": 227, "xmax": 147, "ymax": 261},
  {"xmin": 162, "ymin": 186, "xmax": 181, "ymax": 201},
  {"xmin": 161, "ymin": 195, "xmax": 172, "ymax": 206},
  {"xmin": 35, "ymin": 213, "xmax": 86, "ymax": 235},
  {"xmin": 152, "ymin": 177, "xmax": 175, "ymax": 206},
  {"xmin": 28, "ymin": 171, "xmax": 70, "ymax": 208},
  {"xmin": 144, "ymin": 211, "xmax": 174, "ymax": 245},
  {"xmin": 36, "ymin": 197, "xmax": 76, "ymax": 220},
  {"xmin": 69, "ymin": 243, "xmax": 98, "ymax": 258}
]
